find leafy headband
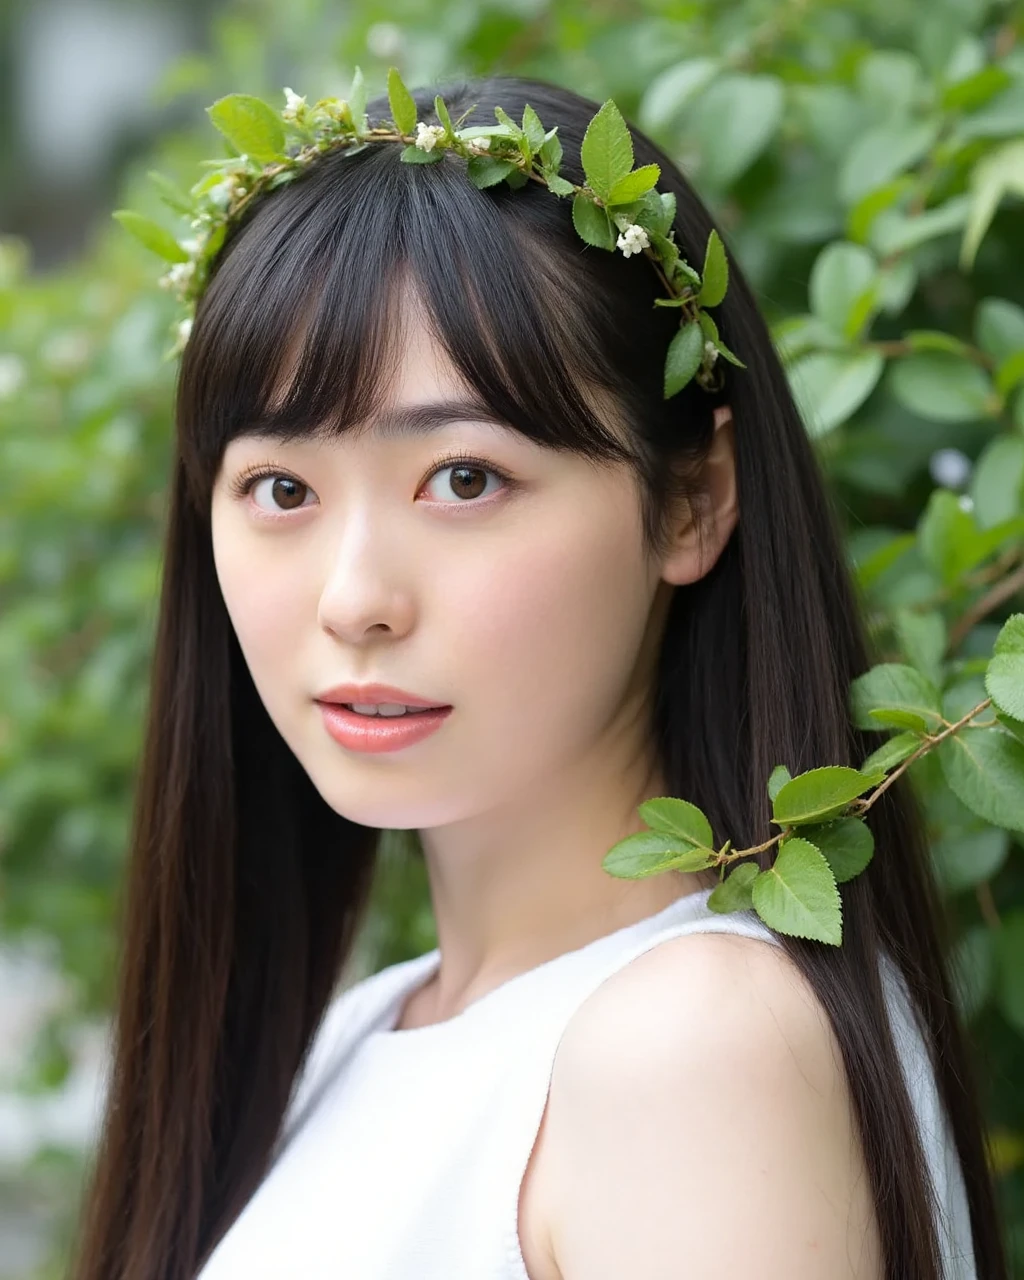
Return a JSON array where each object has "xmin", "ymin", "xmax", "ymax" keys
[{"xmin": 114, "ymin": 67, "xmax": 744, "ymax": 393}]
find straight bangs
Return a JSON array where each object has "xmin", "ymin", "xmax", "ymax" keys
[{"xmin": 173, "ymin": 129, "xmax": 679, "ymax": 516}]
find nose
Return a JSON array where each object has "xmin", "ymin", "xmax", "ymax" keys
[{"xmin": 316, "ymin": 514, "xmax": 415, "ymax": 643}]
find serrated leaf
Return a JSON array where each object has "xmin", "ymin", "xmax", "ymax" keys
[
  {"xmin": 387, "ymin": 67, "xmax": 418, "ymax": 136},
  {"xmin": 767, "ymin": 765, "xmax": 792, "ymax": 802},
  {"xmin": 860, "ymin": 731, "xmax": 921, "ymax": 774},
  {"xmin": 580, "ymin": 99, "xmax": 634, "ymax": 200},
  {"xmin": 986, "ymin": 652, "xmax": 1024, "ymax": 720},
  {"xmin": 797, "ymin": 817, "xmax": 874, "ymax": 883},
  {"xmin": 751, "ymin": 838, "xmax": 842, "ymax": 944},
  {"xmin": 539, "ymin": 130, "xmax": 563, "ymax": 171},
  {"xmin": 994, "ymin": 614, "xmax": 1024, "ymax": 655},
  {"xmin": 850, "ymin": 663, "xmax": 943, "ymax": 733},
  {"xmin": 607, "ymin": 164, "xmax": 661, "ymax": 205},
  {"xmin": 772, "ymin": 765, "xmax": 879, "ymax": 826},
  {"xmin": 938, "ymin": 725, "xmax": 1024, "ymax": 834},
  {"xmin": 521, "ymin": 104, "xmax": 547, "ymax": 153},
  {"xmin": 207, "ymin": 94, "xmax": 285, "ymax": 163},
  {"xmin": 546, "ymin": 173, "xmax": 575, "ymax": 197},
  {"xmin": 636, "ymin": 797, "xmax": 714, "ymax": 848},
  {"xmin": 434, "ymin": 94, "xmax": 454, "ymax": 139},
  {"xmin": 699, "ymin": 229, "xmax": 729, "ymax": 308},
  {"xmin": 111, "ymin": 211, "xmax": 189, "ymax": 263},
  {"xmin": 572, "ymin": 195, "xmax": 615, "ymax": 249},
  {"xmin": 466, "ymin": 155, "xmax": 518, "ymax": 188},
  {"xmin": 707, "ymin": 863, "xmax": 758, "ymax": 913},
  {"xmin": 664, "ymin": 320, "xmax": 704, "ymax": 398},
  {"xmin": 603, "ymin": 831, "xmax": 717, "ymax": 879}
]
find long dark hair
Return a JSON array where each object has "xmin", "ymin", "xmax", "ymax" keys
[{"xmin": 71, "ymin": 73, "xmax": 1008, "ymax": 1279}]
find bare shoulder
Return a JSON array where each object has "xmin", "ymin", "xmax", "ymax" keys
[{"xmin": 537, "ymin": 929, "xmax": 883, "ymax": 1280}]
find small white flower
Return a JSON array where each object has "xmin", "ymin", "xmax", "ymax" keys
[
  {"xmin": 703, "ymin": 340, "xmax": 719, "ymax": 365},
  {"xmin": 179, "ymin": 236, "xmax": 202, "ymax": 255},
  {"xmin": 467, "ymin": 136, "xmax": 491, "ymax": 153},
  {"xmin": 158, "ymin": 261, "xmax": 195, "ymax": 294},
  {"xmin": 414, "ymin": 122, "xmax": 446, "ymax": 151},
  {"xmin": 957, "ymin": 493, "xmax": 974, "ymax": 513},
  {"xmin": 283, "ymin": 87, "xmax": 306, "ymax": 121},
  {"xmin": 615, "ymin": 222, "xmax": 650, "ymax": 257},
  {"xmin": 177, "ymin": 317, "xmax": 193, "ymax": 345}
]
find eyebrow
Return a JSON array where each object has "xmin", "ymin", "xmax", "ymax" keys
[{"xmin": 238, "ymin": 397, "xmax": 513, "ymax": 444}]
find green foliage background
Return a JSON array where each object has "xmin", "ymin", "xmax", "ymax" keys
[{"xmin": 3, "ymin": 0, "xmax": 1024, "ymax": 1273}]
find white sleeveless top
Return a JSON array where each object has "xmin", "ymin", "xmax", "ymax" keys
[{"xmin": 196, "ymin": 886, "xmax": 977, "ymax": 1279}]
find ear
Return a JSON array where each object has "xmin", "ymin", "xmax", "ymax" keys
[{"xmin": 660, "ymin": 405, "xmax": 738, "ymax": 586}]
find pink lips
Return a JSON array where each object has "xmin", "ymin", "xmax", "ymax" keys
[
  {"xmin": 317, "ymin": 702, "xmax": 453, "ymax": 754},
  {"xmin": 315, "ymin": 681, "xmax": 450, "ymax": 709}
]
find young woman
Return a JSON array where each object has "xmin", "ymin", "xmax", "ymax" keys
[{"xmin": 71, "ymin": 74, "xmax": 1007, "ymax": 1279}]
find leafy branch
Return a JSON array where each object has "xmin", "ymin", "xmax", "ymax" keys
[{"xmin": 602, "ymin": 613, "xmax": 1024, "ymax": 946}]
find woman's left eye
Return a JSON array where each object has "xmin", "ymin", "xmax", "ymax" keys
[{"xmin": 419, "ymin": 454, "xmax": 513, "ymax": 505}]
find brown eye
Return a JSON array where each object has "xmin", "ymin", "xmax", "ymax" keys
[
  {"xmin": 244, "ymin": 472, "xmax": 316, "ymax": 514},
  {"xmin": 421, "ymin": 457, "xmax": 508, "ymax": 504}
]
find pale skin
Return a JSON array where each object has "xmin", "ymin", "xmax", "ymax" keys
[{"xmin": 210, "ymin": 290, "xmax": 883, "ymax": 1278}]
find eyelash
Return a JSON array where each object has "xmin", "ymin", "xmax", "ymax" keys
[{"xmin": 229, "ymin": 450, "xmax": 517, "ymax": 515}]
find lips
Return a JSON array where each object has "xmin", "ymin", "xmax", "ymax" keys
[{"xmin": 315, "ymin": 681, "xmax": 451, "ymax": 710}]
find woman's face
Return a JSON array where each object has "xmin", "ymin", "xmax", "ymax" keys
[{"xmin": 209, "ymin": 300, "xmax": 686, "ymax": 831}]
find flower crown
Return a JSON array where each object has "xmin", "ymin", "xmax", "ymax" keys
[{"xmin": 114, "ymin": 67, "xmax": 745, "ymax": 395}]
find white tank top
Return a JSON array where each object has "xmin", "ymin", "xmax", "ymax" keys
[{"xmin": 196, "ymin": 886, "xmax": 977, "ymax": 1279}]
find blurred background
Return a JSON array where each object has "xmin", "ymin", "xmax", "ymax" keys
[{"xmin": 3, "ymin": 0, "xmax": 1024, "ymax": 1275}]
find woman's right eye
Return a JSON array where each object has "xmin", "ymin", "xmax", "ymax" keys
[{"xmin": 232, "ymin": 467, "xmax": 318, "ymax": 516}]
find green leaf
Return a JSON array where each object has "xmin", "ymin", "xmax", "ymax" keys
[
  {"xmin": 146, "ymin": 170, "xmax": 192, "ymax": 215},
  {"xmin": 917, "ymin": 489, "xmax": 987, "ymax": 585},
  {"xmin": 387, "ymin": 66, "xmax": 418, "ymax": 136},
  {"xmin": 637, "ymin": 796, "xmax": 714, "ymax": 849},
  {"xmin": 797, "ymin": 817, "xmax": 875, "ymax": 883},
  {"xmin": 860, "ymin": 731, "xmax": 921, "ymax": 775},
  {"xmin": 809, "ymin": 241, "xmax": 879, "ymax": 339},
  {"xmin": 349, "ymin": 66, "xmax": 367, "ymax": 135},
  {"xmin": 931, "ymin": 825, "xmax": 1008, "ymax": 894},
  {"xmin": 434, "ymin": 94, "xmax": 455, "ymax": 139},
  {"xmin": 994, "ymin": 613, "xmax": 1024, "ymax": 656},
  {"xmin": 751, "ymin": 838, "xmax": 842, "ymax": 945},
  {"xmin": 546, "ymin": 173, "xmax": 575, "ymax": 197},
  {"xmin": 688, "ymin": 74, "xmax": 784, "ymax": 189},
  {"xmin": 970, "ymin": 436, "xmax": 1024, "ymax": 531},
  {"xmin": 521, "ymin": 104, "xmax": 547, "ymax": 154},
  {"xmin": 975, "ymin": 297, "xmax": 1024, "ymax": 365},
  {"xmin": 962, "ymin": 140, "xmax": 1024, "ymax": 270},
  {"xmin": 772, "ymin": 765, "xmax": 879, "ymax": 826},
  {"xmin": 892, "ymin": 606, "xmax": 947, "ymax": 687},
  {"xmin": 580, "ymin": 99, "xmax": 635, "ymax": 200},
  {"xmin": 767, "ymin": 764, "xmax": 792, "ymax": 802},
  {"xmin": 850, "ymin": 663, "xmax": 943, "ymax": 733},
  {"xmin": 698, "ymin": 229, "xmax": 728, "ymax": 308},
  {"xmin": 707, "ymin": 863, "xmax": 758, "ymax": 913},
  {"xmin": 206, "ymin": 93, "xmax": 286, "ymax": 163},
  {"xmin": 400, "ymin": 144, "xmax": 443, "ymax": 164},
  {"xmin": 788, "ymin": 349, "xmax": 884, "ymax": 436},
  {"xmin": 938, "ymin": 722, "xmax": 1024, "ymax": 835},
  {"xmin": 996, "ymin": 351, "xmax": 1024, "ymax": 397},
  {"xmin": 838, "ymin": 119, "xmax": 940, "ymax": 206},
  {"xmin": 607, "ymin": 164, "xmax": 661, "ymax": 206},
  {"xmin": 539, "ymin": 131, "xmax": 563, "ymax": 171},
  {"xmin": 868, "ymin": 708, "xmax": 930, "ymax": 733},
  {"xmin": 111, "ymin": 211, "xmax": 189, "ymax": 263},
  {"xmin": 466, "ymin": 155, "xmax": 518, "ymax": 188},
  {"xmin": 664, "ymin": 320, "xmax": 704, "ymax": 398},
  {"xmin": 572, "ymin": 195, "xmax": 615, "ymax": 249},
  {"xmin": 639, "ymin": 57, "xmax": 720, "ymax": 132},
  {"xmin": 987, "ymin": 652, "xmax": 1024, "ymax": 720},
  {"xmin": 602, "ymin": 831, "xmax": 717, "ymax": 879},
  {"xmin": 889, "ymin": 352, "xmax": 995, "ymax": 422}
]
